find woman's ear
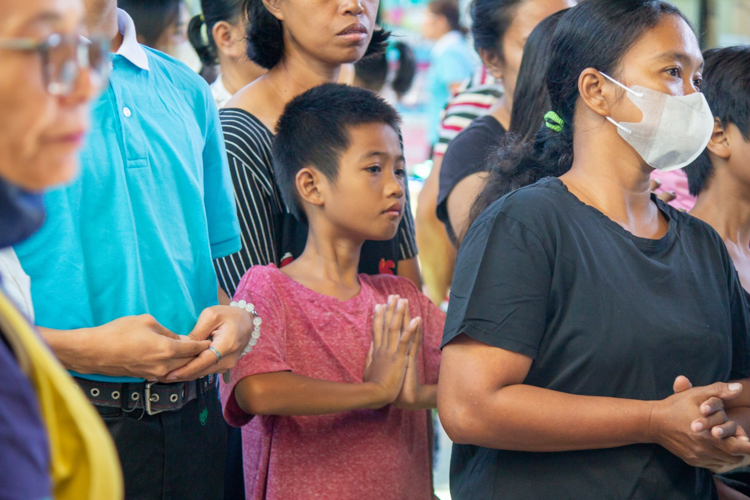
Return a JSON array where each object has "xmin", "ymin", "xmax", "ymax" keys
[
  {"xmin": 296, "ymin": 167, "xmax": 325, "ymax": 209},
  {"xmin": 478, "ymin": 48, "xmax": 504, "ymax": 82},
  {"xmin": 212, "ymin": 21, "xmax": 246, "ymax": 59},
  {"xmin": 706, "ymin": 117, "xmax": 731, "ymax": 160},
  {"xmin": 577, "ymin": 68, "xmax": 612, "ymax": 118},
  {"xmin": 262, "ymin": 0, "xmax": 284, "ymax": 21}
]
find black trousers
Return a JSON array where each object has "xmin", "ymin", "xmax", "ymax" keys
[{"xmin": 95, "ymin": 385, "xmax": 227, "ymax": 500}]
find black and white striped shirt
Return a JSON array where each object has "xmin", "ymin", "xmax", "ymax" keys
[{"xmin": 214, "ymin": 108, "xmax": 418, "ymax": 297}]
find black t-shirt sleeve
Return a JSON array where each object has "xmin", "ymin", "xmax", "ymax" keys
[
  {"xmin": 437, "ymin": 116, "xmax": 505, "ymax": 232},
  {"xmin": 442, "ymin": 205, "xmax": 552, "ymax": 358}
]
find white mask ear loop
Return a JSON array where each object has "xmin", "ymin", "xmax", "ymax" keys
[{"xmin": 600, "ymin": 71, "xmax": 642, "ymax": 135}]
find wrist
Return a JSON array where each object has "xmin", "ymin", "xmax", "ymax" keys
[
  {"xmin": 363, "ymin": 382, "xmax": 391, "ymax": 409},
  {"xmin": 645, "ymin": 399, "xmax": 661, "ymax": 445}
]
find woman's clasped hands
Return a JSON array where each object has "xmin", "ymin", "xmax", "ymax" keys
[{"xmin": 651, "ymin": 375, "xmax": 750, "ymax": 472}]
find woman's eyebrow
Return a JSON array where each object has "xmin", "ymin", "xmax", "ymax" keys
[{"xmin": 652, "ymin": 50, "xmax": 703, "ymax": 69}]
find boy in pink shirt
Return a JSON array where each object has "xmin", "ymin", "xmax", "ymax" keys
[{"xmin": 220, "ymin": 84, "xmax": 445, "ymax": 500}]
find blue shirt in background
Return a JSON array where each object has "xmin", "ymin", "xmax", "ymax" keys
[
  {"xmin": 425, "ymin": 31, "xmax": 477, "ymax": 146},
  {"xmin": 14, "ymin": 10, "xmax": 240, "ymax": 383}
]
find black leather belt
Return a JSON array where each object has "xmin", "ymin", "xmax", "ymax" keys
[{"xmin": 74, "ymin": 374, "xmax": 216, "ymax": 416}]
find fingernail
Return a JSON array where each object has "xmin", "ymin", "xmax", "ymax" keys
[
  {"xmin": 692, "ymin": 422, "xmax": 704, "ymax": 432},
  {"xmin": 730, "ymin": 383, "xmax": 742, "ymax": 391},
  {"xmin": 715, "ymin": 428, "xmax": 724, "ymax": 437},
  {"xmin": 167, "ymin": 375, "xmax": 177, "ymax": 381},
  {"xmin": 702, "ymin": 405, "xmax": 711, "ymax": 414},
  {"xmin": 740, "ymin": 436, "xmax": 749, "ymax": 442}
]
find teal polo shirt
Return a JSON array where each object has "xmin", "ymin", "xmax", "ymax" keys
[{"xmin": 15, "ymin": 12, "xmax": 240, "ymax": 382}]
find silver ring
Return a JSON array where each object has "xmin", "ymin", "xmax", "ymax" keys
[{"xmin": 208, "ymin": 346, "xmax": 222, "ymax": 363}]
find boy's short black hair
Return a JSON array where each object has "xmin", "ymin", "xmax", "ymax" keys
[
  {"xmin": 273, "ymin": 83, "xmax": 402, "ymax": 223},
  {"xmin": 685, "ymin": 46, "xmax": 750, "ymax": 196}
]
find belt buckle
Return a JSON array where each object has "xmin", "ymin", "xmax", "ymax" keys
[{"xmin": 144, "ymin": 381, "xmax": 165, "ymax": 416}]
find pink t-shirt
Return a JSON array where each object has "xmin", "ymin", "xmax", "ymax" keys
[{"xmin": 220, "ymin": 265, "xmax": 445, "ymax": 500}]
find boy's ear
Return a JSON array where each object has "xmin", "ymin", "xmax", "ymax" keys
[
  {"xmin": 295, "ymin": 167, "xmax": 325, "ymax": 209},
  {"xmin": 706, "ymin": 117, "xmax": 731, "ymax": 160}
]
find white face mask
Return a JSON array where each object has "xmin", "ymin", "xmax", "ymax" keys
[{"xmin": 600, "ymin": 72, "xmax": 714, "ymax": 172}]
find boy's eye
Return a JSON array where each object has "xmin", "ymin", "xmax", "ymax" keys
[
  {"xmin": 365, "ymin": 165, "xmax": 382, "ymax": 173},
  {"xmin": 395, "ymin": 168, "xmax": 406, "ymax": 178}
]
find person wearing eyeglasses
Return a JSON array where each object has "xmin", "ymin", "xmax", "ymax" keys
[
  {"xmin": 0, "ymin": 0, "xmax": 123, "ymax": 499},
  {"xmin": 12, "ymin": 0, "xmax": 249, "ymax": 498}
]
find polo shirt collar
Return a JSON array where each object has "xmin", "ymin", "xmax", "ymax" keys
[{"xmin": 116, "ymin": 8, "xmax": 149, "ymax": 71}]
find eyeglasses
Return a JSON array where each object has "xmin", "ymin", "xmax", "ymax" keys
[{"xmin": 0, "ymin": 33, "xmax": 110, "ymax": 96}]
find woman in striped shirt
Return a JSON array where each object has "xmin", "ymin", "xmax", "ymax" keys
[{"xmin": 213, "ymin": 0, "xmax": 420, "ymax": 298}]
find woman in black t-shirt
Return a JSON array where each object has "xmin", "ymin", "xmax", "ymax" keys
[
  {"xmin": 438, "ymin": 2, "xmax": 750, "ymax": 499},
  {"xmin": 437, "ymin": 8, "xmax": 567, "ymax": 244}
]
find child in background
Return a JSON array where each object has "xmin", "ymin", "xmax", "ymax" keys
[{"xmin": 220, "ymin": 84, "xmax": 444, "ymax": 500}]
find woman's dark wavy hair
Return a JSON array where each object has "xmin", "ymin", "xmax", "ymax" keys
[
  {"xmin": 354, "ymin": 41, "xmax": 416, "ymax": 96},
  {"xmin": 188, "ymin": 0, "xmax": 244, "ymax": 73},
  {"xmin": 470, "ymin": 0, "xmax": 688, "ymax": 227},
  {"xmin": 508, "ymin": 8, "xmax": 567, "ymax": 141},
  {"xmin": 243, "ymin": 0, "xmax": 390, "ymax": 69}
]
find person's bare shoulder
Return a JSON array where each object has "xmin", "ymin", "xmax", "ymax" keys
[{"xmin": 225, "ymin": 77, "xmax": 283, "ymax": 133}]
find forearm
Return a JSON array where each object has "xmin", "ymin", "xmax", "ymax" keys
[
  {"xmin": 440, "ymin": 383, "xmax": 653, "ymax": 452},
  {"xmin": 37, "ymin": 326, "xmax": 95, "ymax": 372},
  {"xmin": 217, "ymin": 286, "xmax": 231, "ymax": 306},
  {"xmin": 415, "ymin": 384, "xmax": 437, "ymax": 410},
  {"xmin": 235, "ymin": 371, "xmax": 390, "ymax": 416}
]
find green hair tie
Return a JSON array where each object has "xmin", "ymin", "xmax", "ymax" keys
[{"xmin": 544, "ymin": 111, "xmax": 564, "ymax": 133}]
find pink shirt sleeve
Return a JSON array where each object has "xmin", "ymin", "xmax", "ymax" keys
[{"xmin": 220, "ymin": 268, "xmax": 291, "ymax": 427}]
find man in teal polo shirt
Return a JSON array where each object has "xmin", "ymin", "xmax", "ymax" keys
[{"xmin": 14, "ymin": 2, "xmax": 252, "ymax": 498}]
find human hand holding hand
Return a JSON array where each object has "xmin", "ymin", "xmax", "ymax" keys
[
  {"xmin": 650, "ymin": 178, "xmax": 677, "ymax": 203},
  {"xmin": 363, "ymin": 295, "xmax": 418, "ymax": 407},
  {"xmin": 651, "ymin": 377, "xmax": 750, "ymax": 470},
  {"xmin": 673, "ymin": 376, "xmax": 750, "ymax": 473},
  {"xmin": 164, "ymin": 305, "xmax": 252, "ymax": 382},
  {"xmin": 74, "ymin": 315, "xmax": 211, "ymax": 380}
]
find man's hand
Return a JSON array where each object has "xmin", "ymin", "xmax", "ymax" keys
[
  {"xmin": 164, "ymin": 305, "xmax": 252, "ymax": 382},
  {"xmin": 650, "ymin": 178, "xmax": 677, "ymax": 203},
  {"xmin": 43, "ymin": 315, "xmax": 211, "ymax": 380}
]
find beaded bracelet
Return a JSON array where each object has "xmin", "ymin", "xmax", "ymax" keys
[{"xmin": 230, "ymin": 299, "xmax": 262, "ymax": 358}]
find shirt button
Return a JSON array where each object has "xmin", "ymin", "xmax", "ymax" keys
[{"xmin": 123, "ymin": 107, "xmax": 132, "ymax": 118}]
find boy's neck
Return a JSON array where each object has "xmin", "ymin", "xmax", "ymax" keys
[
  {"xmin": 280, "ymin": 224, "xmax": 365, "ymax": 301},
  {"xmin": 691, "ymin": 168, "xmax": 750, "ymax": 250}
]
